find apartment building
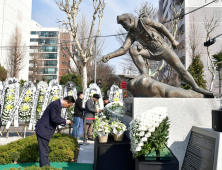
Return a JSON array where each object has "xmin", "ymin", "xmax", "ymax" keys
[
  {"xmin": 0, "ymin": 0, "xmax": 32, "ymax": 80},
  {"xmin": 29, "ymin": 20, "xmax": 71, "ymax": 82},
  {"xmin": 159, "ymin": 0, "xmax": 222, "ymax": 91}
]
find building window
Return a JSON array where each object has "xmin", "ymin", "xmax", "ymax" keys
[
  {"xmin": 61, "ymin": 69, "xmax": 67, "ymax": 72},
  {"xmin": 62, "ymin": 62, "xmax": 67, "ymax": 65},
  {"xmin": 30, "ymin": 38, "xmax": 36, "ymax": 42},
  {"xmin": 42, "ymin": 75, "xmax": 57, "ymax": 81},
  {"xmin": 63, "ymin": 54, "xmax": 66, "ymax": 58},
  {"xmin": 41, "ymin": 68, "xmax": 57, "ymax": 74},
  {"xmin": 42, "ymin": 60, "xmax": 57, "ymax": 66},
  {"xmin": 31, "ymin": 31, "xmax": 37, "ymax": 35},
  {"xmin": 40, "ymin": 46, "xmax": 57, "ymax": 52},
  {"xmin": 44, "ymin": 53, "xmax": 57, "ymax": 59},
  {"xmin": 39, "ymin": 31, "xmax": 58, "ymax": 37}
]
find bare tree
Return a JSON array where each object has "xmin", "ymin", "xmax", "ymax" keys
[
  {"xmin": 204, "ymin": 16, "xmax": 221, "ymax": 91},
  {"xmin": 188, "ymin": 17, "xmax": 203, "ymax": 59},
  {"xmin": 29, "ymin": 48, "xmax": 43, "ymax": 82},
  {"xmin": 161, "ymin": 0, "xmax": 185, "ymax": 87},
  {"xmin": 55, "ymin": 0, "xmax": 106, "ymax": 89},
  {"xmin": 59, "ymin": 14, "xmax": 105, "ymax": 77},
  {"xmin": 6, "ymin": 26, "xmax": 27, "ymax": 79}
]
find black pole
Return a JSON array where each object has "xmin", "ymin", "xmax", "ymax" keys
[
  {"xmin": 219, "ymin": 69, "xmax": 221, "ymax": 95},
  {"xmin": 83, "ymin": 116, "xmax": 86, "ymax": 145}
]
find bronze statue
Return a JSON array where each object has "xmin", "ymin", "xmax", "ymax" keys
[{"xmin": 98, "ymin": 13, "xmax": 213, "ymax": 96}]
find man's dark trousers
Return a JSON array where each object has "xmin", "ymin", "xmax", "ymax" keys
[{"xmin": 36, "ymin": 134, "xmax": 50, "ymax": 167}]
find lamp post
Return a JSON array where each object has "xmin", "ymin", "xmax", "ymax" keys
[{"xmin": 94, "ymin": 36, "xmax": 97, "ymax": 83}]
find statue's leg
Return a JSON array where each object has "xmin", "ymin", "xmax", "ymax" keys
[
  {"xmin": 163, "ymin": 49, "xmax": 199, "ymax": 90},
  {"xmin": 129, "ymin": 45, "xmax": 150, "ymax": 74}
]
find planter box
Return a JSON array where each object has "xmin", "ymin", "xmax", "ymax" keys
[{"xmin": 144, "ymin": 146, "xmax": 172, "ymax": 161}]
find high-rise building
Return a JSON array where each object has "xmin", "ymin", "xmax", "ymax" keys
[
  {"xmin": 29, "ymin": 20, "xmax": 70, "ymax": 82},
  {"xmin": 159, "ymin": 0, "xmax": 222, "ymax": 91},
  {"xmin": 0, "ymin": 0, "xmax": 32, "ymax": 80}
]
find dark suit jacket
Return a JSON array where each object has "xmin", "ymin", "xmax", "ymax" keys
[
  {"xmin": 84, "ymin": 98, "xmax": 97, "ymax": 124},
  {"xmin": 35, "ymin": 99, "xmax": 66, "ymax": 140}
]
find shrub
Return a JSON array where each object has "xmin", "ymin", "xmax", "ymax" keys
[
  {"xmin": 7, "ymin": 165, "xmax": 63, "ymax": 170},
  {"xmin": 0, "ymin": 134, "xmax": 78, "ymax": 164}
]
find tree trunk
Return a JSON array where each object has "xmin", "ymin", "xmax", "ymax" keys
[
  {"xmin": 82, "ymin": 64, "xmax": 87, "ymax": 90},
  {"xmin": 210, "ymin": 68, "xmax": 216, "ymax": 91}
]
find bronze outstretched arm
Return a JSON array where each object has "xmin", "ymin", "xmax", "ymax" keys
[{"xmin": 98, "ymin": 33, "xmax": 135, "ymax": 63}]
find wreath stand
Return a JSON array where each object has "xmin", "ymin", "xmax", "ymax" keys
[
  {"xmin": 1, "ymin": 125, "xmax": 20, "ymax": 138},
  {"xmin": 20, "ymin": 122, "xmax": 35, "ymax": 138}
]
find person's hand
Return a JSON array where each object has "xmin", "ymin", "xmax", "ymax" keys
[
  {"xmin": 66, "ymin": 120, "xmax": 71, "ymax": 124},
  {"xmin": 102, "ymin": 55, "xmax": 110, "ymax": 63},
  {"xmin": 96, "ymin": 109, "xmax": 100, "ymax": 113},
  {"xmin": 172, "ymin": 40, "xmax": 179, "ymax": 49}
]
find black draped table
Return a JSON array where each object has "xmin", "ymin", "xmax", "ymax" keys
[
  {"xmin": 93, "ymin": 134, "xmax": 179, "ymax": 170},
  {"xmin": 135, "ymin": 150, "xmax": 179, "ymax": 170},
  {"xmin": 93, "ymin": 135, "xmax": 134, "ymax": 170}
]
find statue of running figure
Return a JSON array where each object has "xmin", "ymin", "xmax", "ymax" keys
[{"xmin": 98, "ymin": 13, "xmax": 213, "ymax": 96}]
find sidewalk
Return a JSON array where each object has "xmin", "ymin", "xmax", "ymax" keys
[
  {"xmin": 0, "ymin": 136, "xmax": 22, "ymax": 145},
  {"xmin": 77, "ymin": 140, "xmax": 95, "ymax": 164}
]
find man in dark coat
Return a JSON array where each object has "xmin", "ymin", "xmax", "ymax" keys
[
  {"xmin": 84, "ymin": 94, "xmax": 100, "ymax": 140},
  {"xmin": 72, "ymin": 91, "xmax": 85, "ymax": 139},
  {"xmin": 35, "ymin": 96, "xmax": 75, "ymax": 167}
]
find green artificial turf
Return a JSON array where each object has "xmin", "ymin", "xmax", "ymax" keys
[{"xmin": 0, "ymin": 162, "xmax": 93, "ymax": 170}]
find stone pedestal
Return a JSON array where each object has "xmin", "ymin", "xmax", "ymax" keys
[{"xmin": 123, "ymin": 98, "xmax": 220, "ymax": 169}]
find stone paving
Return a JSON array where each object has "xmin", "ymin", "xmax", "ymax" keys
[{"xmin": 77, "ymin": 140, "xmax": 94, "ymax": 164}]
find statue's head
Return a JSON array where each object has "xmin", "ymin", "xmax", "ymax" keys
[{"xmin": 117, "ymin": 13, "xmax": 134, "ymax": 31}]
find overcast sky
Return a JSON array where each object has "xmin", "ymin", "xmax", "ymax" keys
[{"xmin": 32, "ymin": 0, "xmax": 159, "ymax": 74}]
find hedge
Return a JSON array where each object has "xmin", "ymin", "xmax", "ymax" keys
[
  {"xmin": 6, "ymin": 166, "xmax": 63, "ymax": 170},
  {"xmin": 0, "ymin": 134, "xmax": 78, "ymax": 165}
]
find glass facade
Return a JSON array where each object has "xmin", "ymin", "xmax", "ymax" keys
[
  {"xmin": 41, "ymin": 68, "xmax": 57, "ymax": 74},
  {"xmin": 41, "ymin": 60, "xmax": 57, "ymax": 66},
  {"xmin": 42, "ymin": 75, "xmax": 57, "ymax": 81},
  {"xmin": 40, "ymin": 46, "xmax": 57, "ymax": 52},
  {"xmin": 30, "ymin": 31, "xmax": 58, "ymax": 37},
  {"xmin": 30, "ymin": 38, "xmax": 57, "ymax": 45},
  {"xmin": 39, "ymin": 31, "xmax": 58, "ymax": 37},
  {"xmin": 44, "ymin": 53, "xmax": 57, "ymax": 59},
  {"xmin": 29, "ymin": 53, "xmax": 57, "ymax": 59},
  {"xmin": 30, "ymin": 30, "xmax": 60, "ymax": 82}
]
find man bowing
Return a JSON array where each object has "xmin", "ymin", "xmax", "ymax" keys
[{"xmin": 35, "ymin": 96, "xmax": 75, "ymax": 167}]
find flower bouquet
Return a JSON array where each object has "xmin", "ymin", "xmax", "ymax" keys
[
  {"xmin": 103, "ymin": 102, "xmax": 125, "ymax": 122},
  {"xmin": 1, "ymin": 87, "xmax": 16, "ymax": 124},
  {"xmin": 93, "ymin": 116, "xmax": 111, "ymax": 143},
  {"xmin": 50, "ymin": 86, "xmax": 60, "ymax": 102},
  {"xmin": 36, "ymin": 88, "xmax": 46, "ymax": 120},
  {"xmin": 110, "ymin": 120, "xmax": 127, "ymax": 141},
  {"xmin": 129, "ymin": 107, "xmax": 170, "ymax": 159},
  {"xmin": 19, "ymin": 89, "xmax": 34, "ymax": 122}
]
